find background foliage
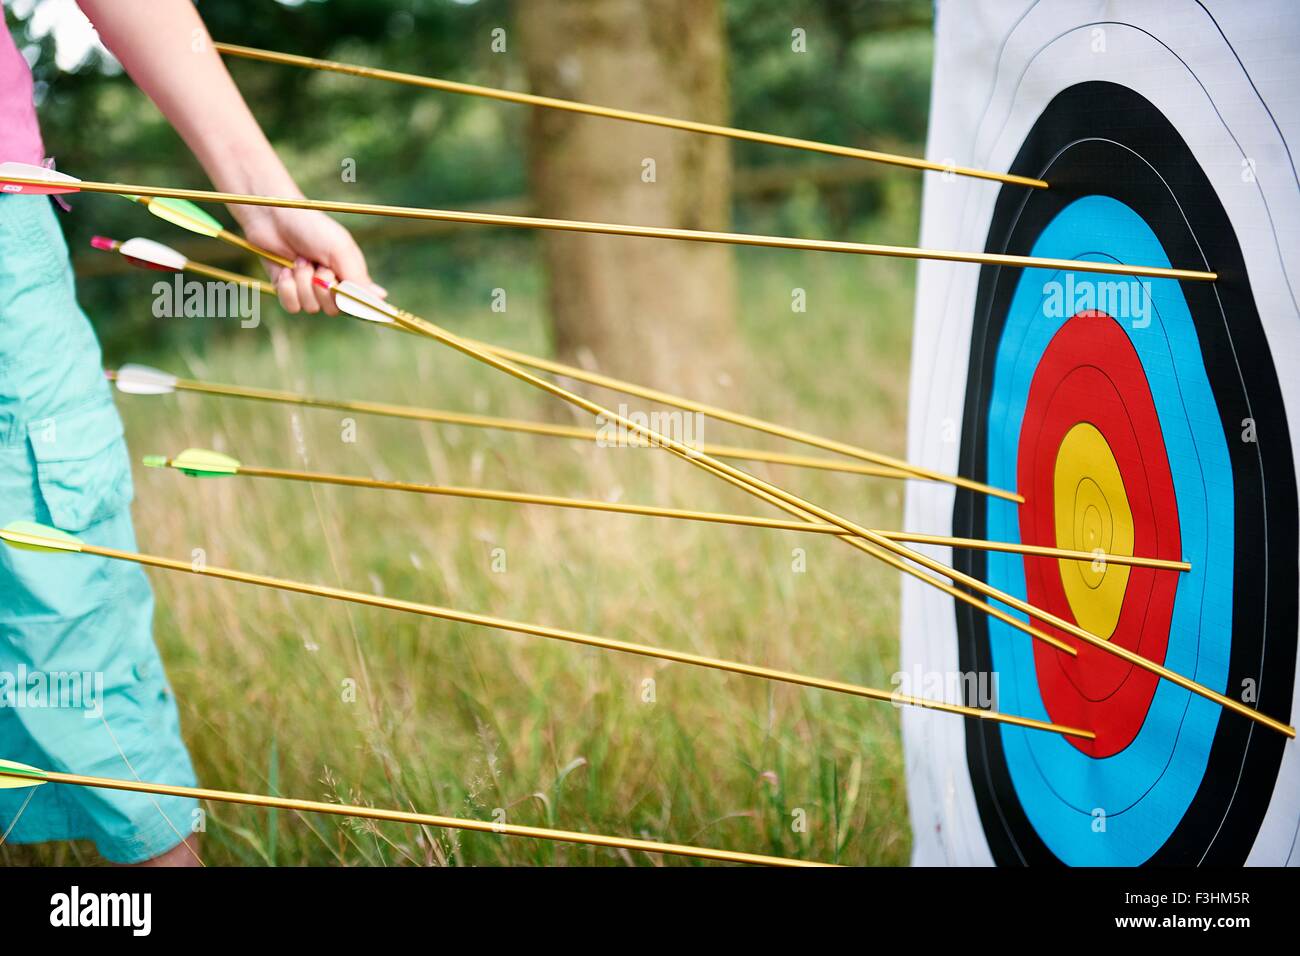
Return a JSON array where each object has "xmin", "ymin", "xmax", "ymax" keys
[{"xmin": 9, "ymin": 0, "xmax": 931, "ymax": 356}]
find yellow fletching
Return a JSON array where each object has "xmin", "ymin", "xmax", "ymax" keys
[
  {"xmin": 0, "ymin": 521, "xmax": 84, "ymax": 553},
  {"xmin": 171, "ymin": 448, "xmax": 241, "ymax": 477},
  {"xmin": 0, "ymin": 758, "xmax": 47, "ymax": 789},
  {"xmin": 142, "ymin": 196, "xmax": 225, "ymax": 238}
]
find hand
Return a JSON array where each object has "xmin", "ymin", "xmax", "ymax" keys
[{"xmin": 236, "ymin": 205, "xmax": 386, "ymax": 316}]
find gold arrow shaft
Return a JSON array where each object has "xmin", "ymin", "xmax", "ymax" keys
[
  {"xmin": 214, "ymin": 41, "xmax": 1048, "ymax": 190},
  {"xmin": 115, "ymin": 372, "xmax": 909, "ymax": 481},
  {"xmin": 226, "ymin": 460, "xmax": 1188, "ymax": 572},
  {"xmin": 184, "ymin": 259, "xmax": 276, "ymax": 293},
  {"xmin": 60, "ymin": 538, "xmax": 1090, "ymax": 741},
  {"xmin": 5, "ymin": 174, "xmax": 1216, "ymax": 282},
  {"xmin": 0, "ymin": 767, "xmax": 826, "ymax": 867}
]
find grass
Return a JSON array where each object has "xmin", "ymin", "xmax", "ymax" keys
[{"xmin": 4, "ymin": 200, "xmax": 921, "ymax": 866}]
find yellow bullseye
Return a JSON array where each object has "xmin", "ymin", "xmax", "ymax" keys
[{"xmin": 1053, "ymin": 423, "xmax": 1134, "ymax": 639}]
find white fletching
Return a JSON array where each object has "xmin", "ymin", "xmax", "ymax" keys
[
  {"xmin": 120, "ymin": 237, "xmax": 188, "ymax": 272},
  {"xmin": 0, "ymin": 161, "xmax": 80, "ymax": 190},
  {"xmin": 114, "ymin": 364, "xmax": 178, "ymax": 396},
  {"xmin": 334, "ymin": 280, "xmax": 396, "ymax": 326}
]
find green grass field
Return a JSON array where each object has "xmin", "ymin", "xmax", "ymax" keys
[{"xmin": 6, "ymin": 206, "xmax": 922, "ymax": 866}]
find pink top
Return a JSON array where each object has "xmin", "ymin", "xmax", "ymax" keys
[{"xmin": 0, "ymin": 16, "xmax": 45, "ymax": 165}]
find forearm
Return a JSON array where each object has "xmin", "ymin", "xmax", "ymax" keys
[{"xmin": 76, "ymin": 0, "xmax": 297, "ymax": 199}]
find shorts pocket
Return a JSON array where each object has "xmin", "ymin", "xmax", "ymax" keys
[{"xmin": 27, "ymin": 399, "xmax": 134, "ymax": 532}]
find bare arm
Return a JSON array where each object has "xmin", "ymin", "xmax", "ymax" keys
[{"xmin": 76, "ymin": 0, "xmax": 375, "ymax": 314}]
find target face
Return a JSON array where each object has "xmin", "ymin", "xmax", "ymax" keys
[{"xmin": 902, "ymin": 1, "xmax": 1300, "ymax": 866}]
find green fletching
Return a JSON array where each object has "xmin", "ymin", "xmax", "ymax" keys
[
  {"xmin": 0, "ymin": 521, "xmax": 84, "ymax": 553},
  {"xmin": 171, "ymin": 448, "xmax": 241, "ymax": 477},
  {"xmin": 141, "ymin": 455, "xmax": 169, "ymax": 469},
  {"xmin": 0, "ymin": 758, "xmax": 48, "ymax": 789},
  {"xmin": 147, "ymin": 197, "xmax": 224, "ymax": 238}
]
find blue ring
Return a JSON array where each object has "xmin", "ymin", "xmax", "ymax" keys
[{"xmin": 983, "ymin": 196, "xmax": 1234, "ymax": 865}]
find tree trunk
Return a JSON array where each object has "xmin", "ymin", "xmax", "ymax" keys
[{"xmin": 517, "ymin": 0, "xmax": 740, "ymax": 403}]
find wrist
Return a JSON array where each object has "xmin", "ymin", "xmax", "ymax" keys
[{"xmin": 200, "ymin": 141, "xmax": 304, "ymax": 234}]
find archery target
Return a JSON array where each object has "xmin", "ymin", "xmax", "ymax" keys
[{"xmin": 901, "ymin": 1, "xmax": 1300, "ymax": 866}]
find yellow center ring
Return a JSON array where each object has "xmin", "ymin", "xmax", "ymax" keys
[{"xmin": 1053, "ymin": 423, "xmax": 1135, "ymax": 639}]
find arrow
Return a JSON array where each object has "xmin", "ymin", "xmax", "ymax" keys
[
  {"xmin": 145, "ymin": 448, "xmax": 1191, "ymax": 573},
  {"xmin": 90, "ymin": 235, "xmax": 275, "ymax": 292},
  {"xmin": 0, "ymin": 758, "xmax": 825, "ymax": 867},
  {"xmin": 213, "ymin": 42, "xmax": 1049, "ymax": 191},
  {"xmin": 109, "ymin": 366, "xmax": 914, "ymax": 481},
  {"xmin": 0, "ymin": 521, "xmax": 1093, "ymax": 740},
  {"xmin": 0, "ymin": 162, "xmax": 1216, "ymax": 282}
]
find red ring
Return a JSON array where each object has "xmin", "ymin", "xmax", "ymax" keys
[{"xmin": 1017, "ymin": 312, "xmax": 1182, "ymax": 757}]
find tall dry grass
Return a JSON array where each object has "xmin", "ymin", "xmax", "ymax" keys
[{"xmin": 6, "ymin": 223, "xmax": 921, "ymax": 866}]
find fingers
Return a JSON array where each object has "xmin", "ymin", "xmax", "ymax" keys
[
  {"xmin": 292, "ymin": 258, "xmax": 320, "ymax": 315},
  {"xmin": 314, "ymin": 267, "xmax": 339, "ymax": 316},
  {"xmin": 274, "ymin": 265, "xmax": 301, "ymax": 313}
]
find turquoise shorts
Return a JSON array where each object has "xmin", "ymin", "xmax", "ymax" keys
[{"xmin": 0, "ymin": 194, "xmax": 197, "ymax": 863}]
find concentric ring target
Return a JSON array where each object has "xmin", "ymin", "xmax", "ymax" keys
[
  {"xmin": 902, "ymin": 1, "xmax": 1300, "ymax": 867},
  {"xmin": 950, "ymin": 82, "xmax": 1296, "ymax": 866}
]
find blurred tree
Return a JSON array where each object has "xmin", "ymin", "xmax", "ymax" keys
[{"xmin": 517, "ymin": 0, "xmax": 740, "ymax": 402}]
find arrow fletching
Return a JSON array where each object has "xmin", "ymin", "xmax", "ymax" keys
[
  {"xmin": 326, "ymin": 278, "xmax": 397, "ymax": 326},
  {"xmin": 0, "ymin": 161, "xmax": 81, "ymax": 196},
  {"xmin": 137, "ymin": 195, "xmax": 225, "ymax": 238},
  {"xmin": 113, "ymin": 363, "xmax": 179, "ymax": 396},
  {"xmin": 118, "ymin": 236, "xmax": 188, "ymax": 273},
  {"xmin": 0, "ymin": 758, "xmax": 47, "ymax": 789},
  {"xmin": 0, "ymin": 521, "xmax": 84, "ymax": 554},
  {"xmin": 158, "ymin": 448, "xmax": 241, "ymax": 478}
]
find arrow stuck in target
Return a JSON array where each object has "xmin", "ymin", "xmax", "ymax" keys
[
  {"xmin": 0, "ymin": 520, "xmax": 1094, "ymax": 740},
  {"xmin": 142, "ymin": 446, "xmax": 1192, "ymax": 573},
  {"xmin": 0, "ymin": 161, "xmax": 1217, "ymax": 281}
]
